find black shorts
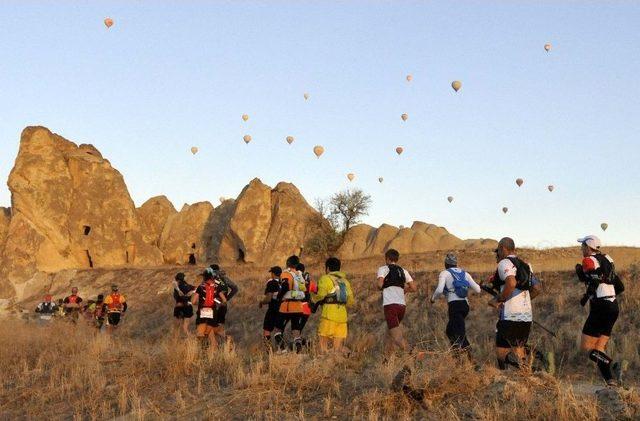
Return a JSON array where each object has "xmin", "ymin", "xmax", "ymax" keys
[
  {"xmin": 215, "ymin": 305, "xmax": 227, "ymax": 325},
  {"xmin": 173, "ymin": 305, "xmax": 194, "ymax": 319},
  {"xmin": 263, "ymin": 309, "xmax": 279, "ymax": 332},
  {"xmin": 107, "ymin": 313, "xmax": 121, "ymax": 326},
  {"xmin": 496, "ymin": 320, "xmax": 531, "ymax": 348},
  {"xmin": 196, "ymin": 308, "xmax": 219, "ymax": 327},
  {"xmin": 446, "ymin": 300, "xmax": 470, "ymax": 346},
  {"xmin": 582, "ymin": 299, "xmax": 619, "ymax": 337},
  {"xmin": 276, "ymin": 313, "xmax": 305, "ymax": 332}
]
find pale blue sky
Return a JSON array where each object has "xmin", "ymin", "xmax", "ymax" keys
[{"xmin": 1, "ymin": 1, "xmax": 638, "ymax": 247}]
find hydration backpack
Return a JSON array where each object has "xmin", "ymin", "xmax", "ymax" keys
[
  {"xmin": 493, "ymin": 257, "xmax": 533, "ymax": 291},
  {"xmin": 382, "ymin": 264, "xmax": 406, "ymax": 289},
  {"xmin": 202, "ymin": 283, "xmax": 218, "ymax": 308},
  {"xmin": 446, "ymin": 269, "xmax": 470, "ymax": 298},
  {"xmin": 589, "ymin": 254, "xmax": 625, "ymax": 295},
  {"xmin": 325, "ymin": 275, "xmax": 348, "ymax": 305}
]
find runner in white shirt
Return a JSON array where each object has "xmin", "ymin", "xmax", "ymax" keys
[
  {"xmin": 431, "ymin": 253, "xmax": 481, "ymax": 356},
  {"xmin": 376, "ymin": 249, "xmax": 416, "ymax": 355},
  {"xmin": 488, "ymin": 237, "xmax": 541, "ymax": 370}
]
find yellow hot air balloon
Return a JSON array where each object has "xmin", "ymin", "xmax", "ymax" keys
[
  {"xmin": 447, "ymin": 196, "xmax": 454, "ymax": 203},
  {"xmin": 286, "ymin": 136, "xmax": 294, "ymax": 145},
  {"xmin": 406, "ymin": 74, "xmax": 413, "ymax": 82},
  {"xmin": 502, "ymin": 207, "xmax": 509, "ymax": 214},
  {"xmin": 304, "ymin": 93, "xmax": 310, "ymax": 100},
  {"xmin": 544, "ymin": 43, "xmax": 552, "ymax": 52},
  {"xmin": 243, "ymin": 135, "xmax": 252, "ymax": 144},
  {"xmin": 395, "ymin": 147, "xmax": 404, "ymax": 155},
  {"xmin": 378, "ymin": 177, "xmax": 384, "ymax": 183},
  {"xmin": 601, "ymin": 223, "xmax": 608, "ymax": 231},
  {"xmin": 516, "ymin": 178, "xmax": 524, "ymax": 187},
  {"xmin": 190, "ymin": 147, "xmax": 198, "ymax": 155},
  {"xmin": 548, "ymin": 185, "xmax": 554, "ymax": 192},
  {"xmin": 242, "ymin": 114, "xmax": 249, "ymax": 122},
  {"xmin": 104, "ymin": 17, "xmax": 114, "ymax": 28},
  {"xmin": 347, "ymin": 173, "xmax": 355, "ymax": 182},
  {"xmin": 401, "ymin": 113, "xmax": 408, "ymax": 122},
  {"xmin": 451, "ymin": 81, "xmax": 462, "ymax": 92},
  {"xmin": 313, "ymin": 145, "xmax": 324, "ymax": 158}
]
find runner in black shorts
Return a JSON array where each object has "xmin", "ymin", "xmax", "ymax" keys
[
  {"xmin": 173, "ymin": 272, "xmax": 195, "ymax": 336},
  {"xmin": 576, "ymin": 235, "xmax": 624, "ymax": 386},
  {"xmin": 259, "ymin": 266, "xmax": 283, "ymax": 350}
]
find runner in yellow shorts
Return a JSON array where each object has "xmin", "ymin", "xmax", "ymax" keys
[{"xmin": 312, "ymin": 257, "xmax": 354, "ymax": 354}]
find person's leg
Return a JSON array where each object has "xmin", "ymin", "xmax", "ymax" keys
[
  {"xmin": 582, "ymin": 303, "xmax": 617, "ymax": 383},
  {"xmin": 389, "ymin": 326, "xmax": 409, "ymax": 352},
  {"xmin": 319, "ymin": 336, "xmax": 330, "ymax": 353},
  {"xmin": 292, "ymin": 315, "xmax": 304, "ymax": 353}
]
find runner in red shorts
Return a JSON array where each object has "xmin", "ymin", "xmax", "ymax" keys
[{"xmin": 377, "ymin": 249, "xmax": 416, "ymax": 356}]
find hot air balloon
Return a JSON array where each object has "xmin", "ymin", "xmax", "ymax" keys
[
  {"xmin": 190, "ymin": 147, "xmax": 198, "ymax": 155},
  {"xmin": 516, "ymin": 178, "xmax": 524, "ymax": 187},
  {"xmin": 395, "ymin": 147, "xmax": 404, "ymax": 155},
  {"xmin": 502, "ymin": 207, "xmax": 509, "ymax": 214},
  {"xmin": 548, "ymin": 185, "xmax": 554, "ymax": 192},
  {"xmin": 104, "ymin": 18, "xmax": 114, "ymax": 28},
  {"xmin": 313, "ymin": 145, "xmax": 324, "ymax": 158},
  {"xmin": 243, "ymin": 135, "xmax": 252, "ymax": 144},
  {"xmin": 286, "ymin": 136, "xmax": 294, "ymax": 145},
  {"xmin": 347, "ymin": 173, "xmax": 355, "ymax": 182},
  {"xmin": 304, "ymin": 93, "xmax": 310, "ymax": 100},
  {"xmin": 601, "ymin": 223, "xmax": 608, "ymax": 231},
  {"xmin": 447, "ymin": 196, "xmax": 454, "ymax": 203},
  {"xmin": 406, "ymin": 75, "xmax": 413, "ymax": 82},
  {"xmin": 401, "ymin": 113, "xmax": 408, "ymax": 122},
  {"xmin": 219, "ymin": 197, "xmax": 225, "ymax": 203},
  {"xmin": 451, "ymin": 81, "xmax": 462, "ymax": 92},
  {"xmin": 242, "ymin": 114, "xmax": 249, "ymax": 122},
  {"xmin": 544, "ymin": 43, "xmax": 552, "ymax": 52},
  {"xmin": 378, "ymin": 177, "xmax": 384, "ymax": 183}
]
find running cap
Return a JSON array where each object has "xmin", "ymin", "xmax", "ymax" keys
[
  {"xmin": 175, "ymin": 272, "xmax": 185, "ymax": 282},
  {"xmin": 269, "ymin": 266, "xmax": 282, "ymax": 276},
  {"xmin": 578, "ymin": 235, "xmax": 601, "ymax": 250},
  {"xmin": 111, "ymin": 284, "xmax": 119, "ymax": 291},
  {"xmin": 444, "ymin": 252, "xmax": 457, "ymax": 266}
]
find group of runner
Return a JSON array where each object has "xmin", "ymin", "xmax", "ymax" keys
[{"xmin": 34, "ymin": 285, "xmax": 127, "ymax": 332}]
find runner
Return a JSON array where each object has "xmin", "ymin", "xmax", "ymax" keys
[
  {"xmin": 259, "ymin": 266, "xmax": 284, "ymax": 350},
  {"xmin": 377, "ymin": 249, "xmax": 417, "ymax": 356},
  {"xmin": 34, "ymin": 294, "xmax": 57, "ymax": 324},
  {"xmin": 576, "ymin": 235, "xmax": 624, "ymax": 386},
  {"xmin": 63, "ymin": 287, "xmax": 84, "ymax": 322},
  {"xmin": 93, "ymin": 294, "xmax": 106, "ymax": 330},
  {"xmin": 296, "ymin": 262, "xmax": 313, "ymax": 342},
  {"xmin": 274, "ymin": 255, "xmax": 307, "ymax": 353},
  {"xmin": 192, "ymin": 270, "xmax": 227, "ymax": 353},
  {"xmin": 173, "ymin": 272, "xmax": 196, "ymax": 336},
  {"xmin": 104, "ymin": 285, "xmax": 127, "ymax": 332},
  {"xmin": 209, "ymin": 264, "xmax": 239, "ymax": 344},
  {"xmin": 430, "ymin": 252, "xmax": 481, "ymax": 357},
  {"xmin": 311, "ymin": 257, "xmax": 354, "ymax": 354},
  {"xmin": 488, "ymin": 237, "xmax": 542, "ymax": 370}
]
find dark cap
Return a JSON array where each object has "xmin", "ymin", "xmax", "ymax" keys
[
  {"xmin": 175, "ymin": 272, "xmax": 185, "ymax": 282},
  {"xmin": 269, "ymin": 266, "xmax": 282, "ymax": 276}
]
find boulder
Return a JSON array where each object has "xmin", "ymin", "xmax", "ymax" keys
[
  {"xmin": 159, "ymin": 202, "xmax": 215, "ymax": 265},
  {"xmin": 137, "ymin": 196, "xmax": 177, "ymax": 246},
  {"xmin": 0, "ymin": 207, "xmax": 9, "ymax": 248},
  {"xmin": 0, "ymin": 127, "xmax": 163, "ymax": 298},
  {"xmin": 213, "ymin": 179, "xmax": 327, "ymax": 265}
]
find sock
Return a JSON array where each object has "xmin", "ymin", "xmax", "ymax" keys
[
  {"xmin": 497, "ymin": 359, "xmax": 507, "ymax": 370},
  {"xmin": 505, "ymin": 352, "xmax": 521, "ymax": 369},
  {"xmin": 589, "ymin": 350, "xmax": 613, "ymax": 381},
  {"xmin": 274, "ymin": 333, "xmax": 284, "ymax": 349},
  {"xmin": 294, "ymin": 337, "xmax": 303, "ymax": 353}
]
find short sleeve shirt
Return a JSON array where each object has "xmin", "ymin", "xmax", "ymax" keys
[
  {"xmin": 264, "ymin": 278, "xmax": 281, "ymax": 312},
  {"xmin": 377, "ymin": 265, "xmax": 414, "ymax": 306},
  {"xmin": 497, "ymin": 256, "xmax": 533, "ymax": 322}
]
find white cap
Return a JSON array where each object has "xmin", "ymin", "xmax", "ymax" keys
[{"xmin": 577, "ymin": 235, "xmax": 601, "ymax": 250}]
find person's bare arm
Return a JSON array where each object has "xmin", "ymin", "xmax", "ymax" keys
[
  {"xmin": 498, "ymin": 275, "xmax": 516, "ymax": 302},
  {"xmin": 191, "ymin": 293, "xmax": 199, "ymax": 306},
  {"xmin": 405, "ymin": 281, "xmax": 417, "ymax": 293},
  {"xmin": 377, "ymin": 277, "xmax": 385, "ymax": 290}
]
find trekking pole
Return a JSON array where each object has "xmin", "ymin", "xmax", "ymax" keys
[{"xmin": 532, "ymin": 320, "xmax": 556, "ymax": 338}]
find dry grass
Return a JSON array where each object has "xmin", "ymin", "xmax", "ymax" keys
[{"xmin": 1, "ymin": 263, "xmax": 639, "ymax": 420}]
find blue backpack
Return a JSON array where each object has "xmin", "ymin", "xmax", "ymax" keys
[
  {"xmin": 446, "ymin": 269, "xmax": 470, "ymax": 298},
  {"xmin": 325, "ymin": 275, "xmax": 349, "ymax": 305}
]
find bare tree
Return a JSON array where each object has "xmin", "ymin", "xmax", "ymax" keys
[{"xmin": 329, "ymin": 188, "xmax": 372, "ymax": 238}]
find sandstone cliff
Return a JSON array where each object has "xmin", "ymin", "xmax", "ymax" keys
[
  {"xmin": 159, "ymin": 202, "xmax": 214, "ymax": 265},
  {"xmin": 0, "ymin": 127, "xmax": 163, "ymax": 298},
  {"xmin": 137, "ymin": 196, "xmax": 177, "ymax": 247}
]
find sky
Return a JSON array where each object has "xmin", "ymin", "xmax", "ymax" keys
[{"xmin": 0, "ymin": 1, "xmax": 639, "ymax": 248}]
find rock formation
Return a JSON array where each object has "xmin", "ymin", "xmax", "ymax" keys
[
  {"xmin": 213, "ymin": 179, "xmax": 328, "ymax": 265},
  {"xmin": 159, "ymin": 202, "xmax": 214, "ymax": 265},
  {"xmin": 0, "ymin": 127, "xmax": 163, "ymax": 298},
  {"xmin": 137, "ymin": 196, "xmax": 177, "ymax": 247},
  {"xmin": 0, "ymin": 207, "xmax": 10, "ymax": 248},
  {"xmin": 337, "ymin": 221, "xmax": 495, "ymax": 260}
]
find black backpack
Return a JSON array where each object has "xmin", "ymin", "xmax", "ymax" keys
[
  {"xmin": 493, "ymin": 257, "xmax": 533, "ymax": 291},
  {"xmin": 382, "ymin": 264, "xmax": 406, "ymax": 289},
  {"xmin": 590, "ymin": 254, "xmax": 625, "ymax": 295}
]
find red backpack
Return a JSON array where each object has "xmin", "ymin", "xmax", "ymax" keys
[{"xmin": 202, "ymin": 283, "xmax": 217, "ymax": 308}]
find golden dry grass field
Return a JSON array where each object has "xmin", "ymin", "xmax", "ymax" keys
[{"xmin": 2, "ymin": 247, "xmax": 640, "ymax": 420}]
